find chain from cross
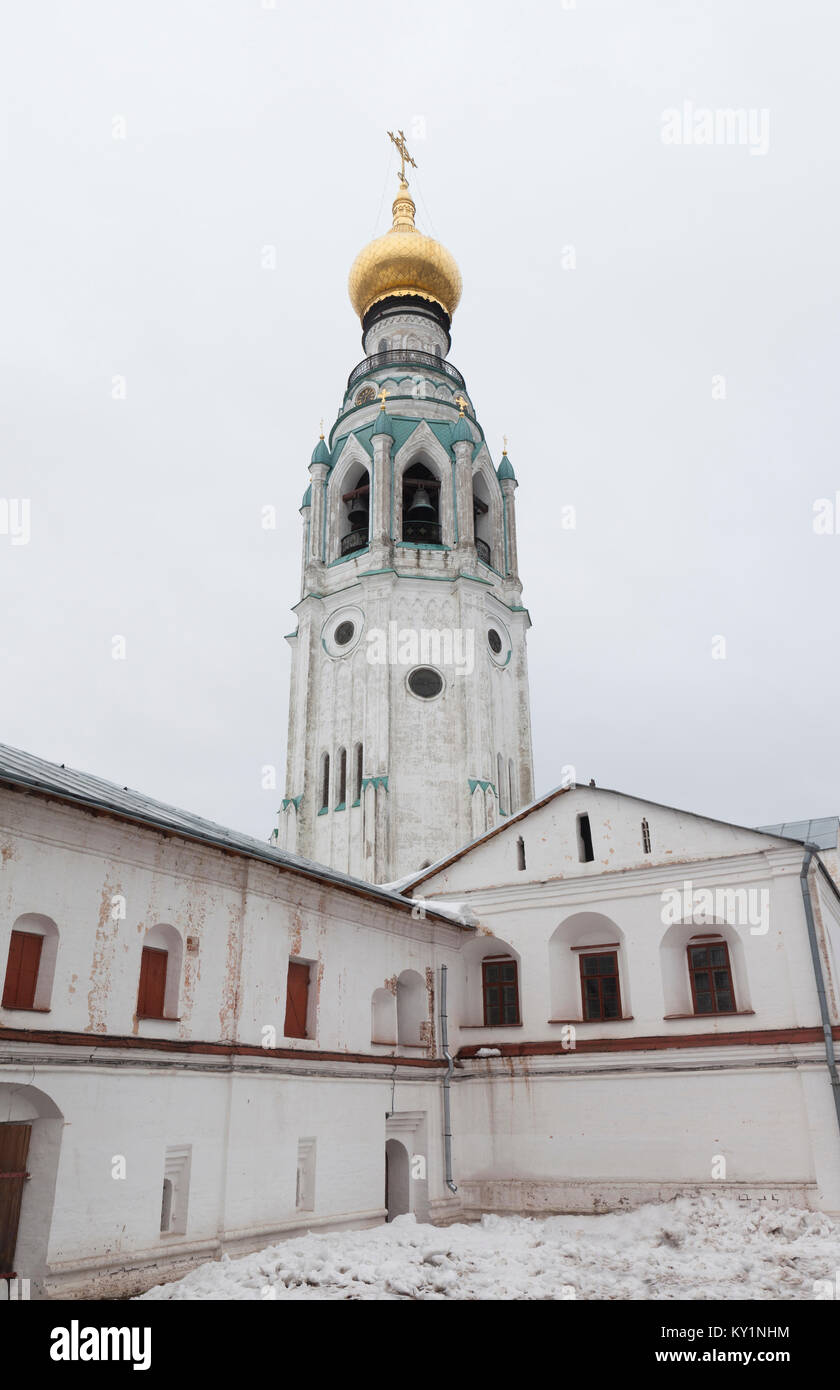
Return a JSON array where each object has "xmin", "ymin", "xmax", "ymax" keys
[{"xmin": 387, "ymin": 129, "xmax": 417, "ymax": 183}]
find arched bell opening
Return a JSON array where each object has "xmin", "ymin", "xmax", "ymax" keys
[
  {"xmin": 340, "ymin": 465, "xmax": 370, "ymax": 557},
  {"xmin": 402, "ymin": 462, "xmax": 441, "ymax": 546},
  {"xmin": 472, "ymin": 473, "xmax": 494, "ymax": 566}
]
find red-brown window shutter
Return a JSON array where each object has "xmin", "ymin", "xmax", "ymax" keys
[
  {"xmin": 284, "ymin": 961, "xmax": 310, "ymax": 1039},
  {"xmin": 2, "ymin": 930, "xmax": 43, "ymax": 1010},
  {"xmin": 138, "ymin": 946, "xmax": 168, "ymax": 1019}
]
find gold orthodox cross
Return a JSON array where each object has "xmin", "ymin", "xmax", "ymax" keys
[
  {"xmin": 387, "ymin": 129, "xmax": 417, "ymax": 182},
  {"xmin": 503, "ymin": 434, "xmax": 508, "ymax": 453},
  {"xmin": 455, "ymin": 394, "xmax": 468, "ymax": 415},
  {"xmin": 378, "ymin": 387, "xmax": 388, "ymax": 408}
]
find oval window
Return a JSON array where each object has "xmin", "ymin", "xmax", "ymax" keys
[
  {"xmin": 487, "ymin": 628, "xmax": 502, "ymax": 654},
  {"xmin": 334, "ymin": 621, "xmax": 355, "ymax": 647},
  {"xmin": 407, "ymin": 667, "xmax": 444, "ymax": 700}
]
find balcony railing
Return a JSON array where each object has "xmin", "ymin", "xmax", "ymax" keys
[
  {"xmin": 402, "ymin": 521, "xmax": 442, "ymax": 546},
  {"xmin": 347, "ymin": 349, "xmax": 465, "ymax": 393},
  {"xmin": 475, "ymin": 537, "xmax": 491, "ymax": 565},
  {"xmin": 340, "ymin": 529, "xmax": 369, "ymax": 556}
]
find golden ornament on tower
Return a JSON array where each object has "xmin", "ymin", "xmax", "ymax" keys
[{"xmin": 348, "ymin": 131, "xmax": 462, "ymax": 323}]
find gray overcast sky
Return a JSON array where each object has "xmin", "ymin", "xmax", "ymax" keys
[{"xmin": 1, "ymin": 0, "xmax": 838, "ymax": 842}]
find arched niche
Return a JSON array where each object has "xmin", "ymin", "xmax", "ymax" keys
[
  {"xmin": 461, "ymin": 934, "xmax": 521, "ymax": 1027},
  {"xmin": 396, "ymin": 969, "xmax": 426, "ymax": 1047},
  {"xmin": 660, "ymin": 919, "xmax": 751, "ymax": 1018},
  {"xmin": 549, "ymin": 911, "xmax": 629, "ymax": 1022},
  {"xmin": 3, "ymin": 912, "xmax": 60, "ymax": 1011},
  {"xmin": 371, "ymin": 987, "xmax": 396, "ymax": 1045},
  {"xmin": 140, "ymin": 923, "xmax": 183, "ymax": 1020}
]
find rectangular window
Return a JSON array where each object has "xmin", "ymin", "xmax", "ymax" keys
[
  {"xmin": 138, "ymin": 946, "xmax": 168, "ymax": 1019},
  {"xmin": 687, "ymin": 943, "xmax": 736, "ymax": 1015},
  {"xmin": 481, "ymin": 958, "xmax": 520, "ymax": 1026},
  {"xmin": 579, "ymin": 951, "xmax": 622, "ymax": 1021},
  {"xmin": 285, "ymin": 960, "xmax": 311, "ymax": 1039},
  {"xmin": 641, "ymin": 818, "xmax": 651, "ymax": 853},
  {"xmin": 2, "ymin": 931, "xmax": 43, "ymax": 1010},
  {"xmin": 577, "ymin": 813, "xmax": 594, "ymax": 863}
]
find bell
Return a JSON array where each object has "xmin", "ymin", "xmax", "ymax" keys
[
  {"xmin": 407, "ymin": 486, "xmax": 436, "ymax": 523},
  {"xmin": 347, "ymin": 494, "xmax": 369, "ymax": 530}
]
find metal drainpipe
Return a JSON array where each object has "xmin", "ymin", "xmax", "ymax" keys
[
  {"xmin": 439, "ymin": 964, "xmax": 458, "ymax": 1193},
  {"xmin": 799, "ymin": 847, "xmax": 840, "ymax": 1137}
]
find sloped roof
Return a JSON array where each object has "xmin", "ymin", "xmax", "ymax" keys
[
  {"xmin": 0, "ymin": 743, "xmax": 469, "ymax": 928},
  {"xmin": 757, "ymin": 818, "xmax": 839, "ymax": 851}
]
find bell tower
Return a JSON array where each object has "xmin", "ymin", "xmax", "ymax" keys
[{"xmin": 278, "ymin": 134, "xmax": 534, "ymax": 883}]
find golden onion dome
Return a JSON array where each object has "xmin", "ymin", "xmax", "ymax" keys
[{"xmin": 348, "ymin": 180, "xmax": 462, "ymax": 323}]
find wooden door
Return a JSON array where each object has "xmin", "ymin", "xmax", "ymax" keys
[
  {"xmin": 284, "ymin": 961, "xmax": 309, "ymax": 1039},
  {"xmin": 137, "ymin": 946, "xmax": 168, "ymax": 1019},
  {"xmin": 2, "ymin": 931, "xmax": 43, "ymax": 1009},
  {"xmin": 0, "ymin": 1124, "xmax": 31, "ymax": 1278}
]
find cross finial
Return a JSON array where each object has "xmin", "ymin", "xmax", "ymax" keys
[
  {"xmin": 455, "ymin": 394, "xmax": 467, "ymax": 416},
  {"xmin": 387, "ymin": 128, "xmax": 417, "ymax": 184},
  {"xmin": 319, "ymin": 418, "xmax": 324, "ymax": 439},
  {"xmin": 502, "ymin": 434, "xmax": 508, "ymax": 455},
  {"xmin": 378, "ymin": 386, "xmax": 388, "ymax": 410}
]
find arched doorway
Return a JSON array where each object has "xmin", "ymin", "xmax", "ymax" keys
[
  {"xmin": 385, "ymin": 1139, "xmax": 410, "ymax": 1222},
  {"xmin": 0, "ymin": 1083, "xmax": 63, "ymax": 1298}
]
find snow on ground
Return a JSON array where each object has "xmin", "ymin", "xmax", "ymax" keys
[{"xmin": 138, "ymin": 1197, "xmax": 840, "ymax": 1300}]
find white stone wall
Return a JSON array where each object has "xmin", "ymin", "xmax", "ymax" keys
[
  {"xmin": 413, "ymin": 788, "xmax": 840, "ymax": 1216},
  {"xmin": 4, "ymin": 779, "xmax": 839, "ymax": 1299}
]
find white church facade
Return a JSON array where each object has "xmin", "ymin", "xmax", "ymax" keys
[{"xmin": 2, "ymin": 141, "xmax": 839, "ymax": 1298}]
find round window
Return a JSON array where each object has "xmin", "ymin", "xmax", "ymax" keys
[
  {"xmin": 486, "ymin": 617, "xmax": 512, "ymax": 667},
  {"xmin": 355, "ymin": 385, "xmax": 376, "ymax": 405},
  {"xmin": 322, "ymin": 605, "xmax": 364, "ymax": 657},
  {"xmin": 407, "ymin": 667, "xmax": 444, "ymax": 700}
]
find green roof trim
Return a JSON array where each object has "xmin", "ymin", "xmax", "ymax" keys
[
  {"xmin": 330, "ymin": 413, "xmax": 479, "ymax": 464},
  {"xmin": 497, "ymin": 454, "xmax": 516, "ymax": 481},
  {"xmin": 361, "ymin": 775, "xmax": 389, "ymax": 792},
  {"xmin": 451, "ymin": 414, "xmax": 473, "ymax": 443},
  {"xmin": 468, "ymin": 778, "xmax": 497, "ymax": 796},
  {"xmin": 371, "ymin": 410, "xmax": 395, "ymax": 438},
  {"xmin": 311, "ymin": 437, "xmax": 331, "ymax": 466}
]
